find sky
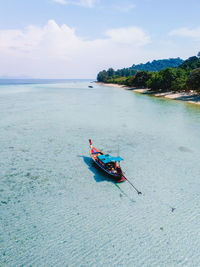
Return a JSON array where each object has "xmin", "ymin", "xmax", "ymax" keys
[{"xmin": 0, "ymin": 0, "xmax": 199, "ymax": 78}]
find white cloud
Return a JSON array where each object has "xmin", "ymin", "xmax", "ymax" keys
[
  {"xmin": 0, "ymin": 20, "xmax": 152, "ymax": 78},
  {"xmin": 115, "ymin": 4, "xmax": 136, "ymax": 12},
  {"xmin": 53, "ymin": 0, "xmax": 67, "ymax": 4},
  {"xmin": 105, "ymin": 26, "xmax": 150, "ymax": 46},
  {"xmin": 52, "ymin": 0, "xmax": 99, "ymax": 8},
  {"xmin": 0, "ymin": 20, "xmax": 81, "ymax": 59},
  {"xmin": 169, "ymin": 26, "xmax": 200, "ymax": 40}
]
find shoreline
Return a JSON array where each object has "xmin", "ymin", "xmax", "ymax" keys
[
  {"xmin": 96, "ymin": 82, "xmax": 131, "ymax": 89},
  {"xmin": 96, "ymin": 82, "xmax": 200, "ymax": 106}
]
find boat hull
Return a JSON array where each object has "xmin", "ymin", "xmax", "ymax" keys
[{"xmin": 91, "ymin": 156, "xmax": 126, "ymax": 183}]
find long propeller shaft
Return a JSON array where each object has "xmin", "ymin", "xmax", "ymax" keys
[{"xmin": 123, "ymin": 174, "xmax": 142, "ymax": 195}]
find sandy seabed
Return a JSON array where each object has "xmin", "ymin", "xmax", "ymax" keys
[{"xmin": 1, "ymin": 80, "xmax": 200, "ymax": 266}]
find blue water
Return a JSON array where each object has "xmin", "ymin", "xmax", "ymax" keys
[{"xmin": 0, "ymin": 80, "xmax": 200, "ymax": 266}]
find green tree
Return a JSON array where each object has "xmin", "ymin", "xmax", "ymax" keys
[
  {"xmin": 186, "ymin": 68, "xmax": 200, "ymax": 91},
  {"xmin": 107, "ymin": 68, "xmax": 115, "ymax": 78},
  {"xmin": 132, "ymin": 71, "xmax": 152, "ymax": 87},
  {"xmin": 179, "ymin": 56, "xmax": 200, "ymax": 71},
  {"xmin": 125, "ymin": 75, "xmax": 136, "ymax": 86},
  {"xmin": 171, "ymin": 69, "xmax": 188, "ymax": 91},
  {"xmin": 146, "ymin": 72, "xmax": 163, "ymax": 91},
  {"xmin": 159, "ymin": 68, "xmax": 177, "ymax": 91},
  {"xmin": 97, "ymin": 70, "xmax": 109, "ymax": 82}
]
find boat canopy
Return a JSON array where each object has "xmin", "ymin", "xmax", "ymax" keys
[
  {"xmin": 91, "ymin": 147, "xmax": 100, "ymax": 154},
  {"xmin": 97, "ymin": 154, "xmax": 123, "ymax": 164}
]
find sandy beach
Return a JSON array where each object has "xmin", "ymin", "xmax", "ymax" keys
[
  {"xmin": 97, "ymin": 82, "xmax": 200, "ymax": 105},
  {"xmin": 152, "ymin": 91, "xmax": 200, "ymax": 105},
  {"xmin": 96, "ymin": 82, "xmax": 131, "ymax": 90}
]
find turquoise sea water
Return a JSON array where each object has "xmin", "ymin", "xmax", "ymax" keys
[{"xmin": 0, "ymin": 80, "xmax": 200, "ymax": 266}]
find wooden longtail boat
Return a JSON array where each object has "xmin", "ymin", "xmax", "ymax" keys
[{"xmin": 89, "ymin": 139, "xmax": 126, "ymax": 182}]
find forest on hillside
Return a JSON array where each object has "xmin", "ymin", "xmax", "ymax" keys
[
  {"xmin": 97, "ymin": 56, "xmax": 200, "ymax": 92},
  {"xmin": 97, "ymin": 58, "xmax": 183, "ymax": 81}
]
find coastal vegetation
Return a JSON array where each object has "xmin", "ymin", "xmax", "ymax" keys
[
  {"xmin": 97, "ymin": 55, "xmax": 200, "ymax": 92},
  {"xmin": 97, "ymin": 58, "xmax": 183, "ymax": 82}
]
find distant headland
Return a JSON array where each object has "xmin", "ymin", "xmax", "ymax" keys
[{"xmin": 97, "ymin": 55, "xmax": 200, "ymax": 105}]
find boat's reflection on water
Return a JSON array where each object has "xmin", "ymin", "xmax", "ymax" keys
[{"xmin": 77, "ymin": 155, "xmax": 135, "ymax": 203}]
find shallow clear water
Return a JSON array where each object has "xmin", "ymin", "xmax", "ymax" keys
[{"xmin": 0, "ymin": 80, "xmax": 200, "ymax": 266}]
